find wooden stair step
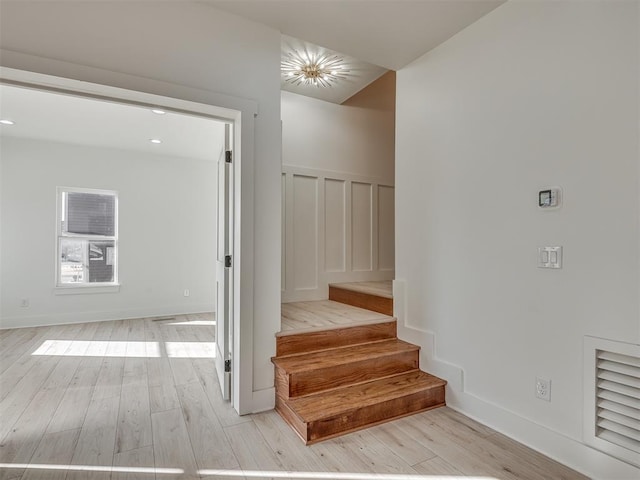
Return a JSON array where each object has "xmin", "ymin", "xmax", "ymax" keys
[
  {"xmin": 273, "ymin": 339, "xmax": 419, "ymax": 398},
  {"xmin": 329, "ymin": 283, "xmax": 393, "ymax": 316},
  {"xmin": 275, "ymin": 319, "xmax": 397, "ymax": 357},
  {"xmin": 276, "ymin": 370, "xmax": 446, "ymax": 444}
]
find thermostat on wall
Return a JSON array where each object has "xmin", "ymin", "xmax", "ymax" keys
[{"xmin": 538, "ymin": 187, "xmax": 562, "ymax": 209}]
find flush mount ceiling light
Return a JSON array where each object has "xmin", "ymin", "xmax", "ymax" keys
[
  {"xmin": 0, "ymin": 119, "xmax": 15, "ymax": 125},
  {"xmin": 149, "ymin": 138, "xmax": 162, "ymax": 144},
  {"xmin": 151, "ymin": 109, "xmax": 166, "ymax": 115},
  {"xmin": 281, "ymin": 50, "xmax": 349, "ymax": 88}
]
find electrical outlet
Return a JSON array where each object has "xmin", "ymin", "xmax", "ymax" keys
[
  {"xmin": 183, "ymin": 289, "xmax": 190, "ymax": 297},
  {"xmin": 535, "ymin": 377, "xmax": 551, "ymax": 402},
  {"xmin": 20, "ymin": 298, "xmax": 29, "ymax": 308}
]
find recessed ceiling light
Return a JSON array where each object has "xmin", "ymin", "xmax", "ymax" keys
[
  {"xmin": 151, "ymin": 109, "xmax": 166, "ymax": 115},
  {"xmin": 0, "ymin": 119, "xmax": 15, "ymax": 125},
  {"xmin": 150, "ymin": 139, "xmax": 162, "ymax": 144}
]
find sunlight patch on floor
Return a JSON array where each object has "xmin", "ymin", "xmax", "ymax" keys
[
  {"xmin": 199, "ymin": 470, "xmax": 498, "ymax": 480},
  {"xmin": 167, "ymin": 319, "xmax": 216, "ymax": 326},
  {"xmin": 0, "ymin": 464, "xmax": 498, "ymax": 480},
  {"xmin": 31, "ymin": 340, "xmax": 216, "ymax": 358},
  {"xmin": 0, "ymin": 463, "xmax": 183, "ymax": 474},
  {"xmin": 165, "ymin": 341, "xmax": 216, "ymax": 358},
  {"xmin": 32, "ymin": 340, "xmax": 161, "ymax": 357}
]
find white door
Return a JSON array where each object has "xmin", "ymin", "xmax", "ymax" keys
[{"xmin": 215, "ymin": 124, "xmax": 233, "ymax": 400}]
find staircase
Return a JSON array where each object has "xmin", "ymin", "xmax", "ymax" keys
[{"xmin": 272, "ymin": 318, "xmax": 446, "ymax": 444}]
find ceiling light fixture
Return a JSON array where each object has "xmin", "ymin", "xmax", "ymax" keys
[
  {"xmin": 150, "ymin": 139, "xmax": 162, "ymax": 144},
  {"xmin": 0, "ymin": 119, "xmax": 15, "ymax": 125},
  {"xmin": 151, "ymin": 109, "xmax": 166, "ymax": 115},
  {"xmin": 281, "ymin": 50, "xmax": 349, "ymax": 88}
]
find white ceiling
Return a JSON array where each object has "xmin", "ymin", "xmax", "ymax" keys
[
  {"xmin": 205, "ymin": 0, "xmax": 506, "ymax": 71},
  {"xmin": 0, "ymin": 84, "xmax": 225, "ymax": 162}
]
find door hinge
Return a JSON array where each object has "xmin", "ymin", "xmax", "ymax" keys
[
  {"xmin": 225, "ymin": 150, "xmax": 232, "ymax": 163},
  {"xmin": 224, "ymin": 359, "xmax": 231, "ymax": 373},
  {"xmin": 225, "ymin": 255, "xmax": 232, "ymax": 268}
]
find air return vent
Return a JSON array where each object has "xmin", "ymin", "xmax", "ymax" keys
[{"xmin": 584, "ymin": 336, "xmax": 640, "ymax": 467}]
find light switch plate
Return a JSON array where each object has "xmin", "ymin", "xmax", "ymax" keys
[{"xmin": 538, "ymin": 246, "xmax": 562, "ymax": 269}]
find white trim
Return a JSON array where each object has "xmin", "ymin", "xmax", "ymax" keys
[
  {"xmin": 0, "ymin": 304, "xmax": 215, "ymax": 330},
  {"xmin": 583, "ymin": 335, "xmax": 640, "ymax": 468},
  {"xmin": 54, "ymin": 285, "xmax": 120, "ymax": 295},
  {"xmin": 0, "ymin": 62, "xmax": 256, "ymax": 415},
  {"xmin": 393, "ymin": 279, "xmax": 640, "ymax": 480},
  {"xmin": 252, "ymin": 387, "xmax": 276, "ymax": 414}
]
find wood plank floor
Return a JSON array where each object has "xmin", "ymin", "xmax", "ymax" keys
[
  {"xmin": 281, "ymin": 300, "xmax": 392, "ymax": 332},
  {"xmin": 0, "ymin": 315, "xmax": 587, "ymax": 479}
]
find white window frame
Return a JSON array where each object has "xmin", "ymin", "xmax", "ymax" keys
[{"xmin": 55, "ymin": 186, "xmax": 119, "ymax": 294}]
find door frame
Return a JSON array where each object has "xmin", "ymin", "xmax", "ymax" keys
[{"xmin": 0, "ymin": 65, "xmax": 256, "ymax": 415}]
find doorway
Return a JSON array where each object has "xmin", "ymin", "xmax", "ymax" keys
[{"xmin": 0, "ymin": 69, "xmax": 243, "ymax": 410}]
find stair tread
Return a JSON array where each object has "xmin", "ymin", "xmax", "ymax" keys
[
  {"xmin": 275, "ymin": 319, "xmax": 397, "ymax": 358},
  {"xmin": 272, "ymin": 339, "xmax": 418, "ymax": 372},
  {"xmin": 286, "ymin": 370, "xmax": 446, "ymax": 422},
  {"xmin": 276, "ymin": 318, "xmax": 395, "ymax": 338}
]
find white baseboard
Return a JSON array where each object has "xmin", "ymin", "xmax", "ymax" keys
[
  {"xmin": 396, "ymin": 320, "xmax": 639, "ymax": 479},
  {"xmin": 448, "ymin": 391, "xmax": 640, "ymax": 480},
  {"xmin": 0, "ymin": 304, "xmax": 215, "ymax": 329},
  {"xmin": 252, "ymin": 387, "xmax": 275, "ymax": 413},
  {"xmin": 392, "ymin": 279, "xmax": 638, "ymax": 480}
]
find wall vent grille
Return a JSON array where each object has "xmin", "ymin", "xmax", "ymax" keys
[{"xmin": 585, "ymin": 336, "xmax": 640, "ymax": 467}]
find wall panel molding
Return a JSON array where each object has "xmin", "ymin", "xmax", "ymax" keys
[{"xmin": 282, "ymin": 165, "xmax": 394, "ymax": 303}]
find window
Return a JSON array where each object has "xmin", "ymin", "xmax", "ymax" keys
[{"xmin": 57, "ymin": 187, "xmax": 118, "ymax": 287}]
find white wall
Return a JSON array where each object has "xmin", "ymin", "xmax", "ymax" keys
[
  {"xmin": 281, "ymin": 80, "xmax": 395, "ymax": 180},
  {"xmin": 0, "ymin": 137, "xmax": 217, "ymax": 328},
  {"xmin": 281, "ymin": 167, "xmax": 395, "ymax": 302},
  {"xmin": 396, "ymin": 1, "xmax": 639, "ymax": 478},
  {"xmin": 281, "ymin": 73, "xmax": 396, "ymax": 301},
  {"xmin": 0, "ymin": 0, "xmax": 282, "ymax": 413}
]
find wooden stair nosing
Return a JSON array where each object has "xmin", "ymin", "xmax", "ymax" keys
[
  {"xmin": 275, "ymin": 351, "xmax": 419, "ymax": 399},
  {"xmin": 271, "ymin": 338, "xmax": 418, "ymax": 373},
  {"xmin": 277, "ymin": 370, "xmax": 447, "ymax": 445},
  {"xmin": 306, "ymin": 393, "xmax": 445, "ymax": 445},
  {"xmin": 286, "ymin": 370, "xmax": 446, "ymax": 421},
  {"xmin": 274, "ymin": 342, "xmax": 420, "ymax": 398},
  {"xmin": 275, "ymin": 319, "xmax": 397, "ymax": 357}
]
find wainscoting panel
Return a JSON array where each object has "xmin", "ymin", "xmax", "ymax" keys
[
  {"xmin": 325, "ymin": 179, "xmax": 346, "ymax": 273},
  {"xmin": 351, "ymin": 182, "xmax": 373, "ymax": 272},
  {"xmin": 292, "ymin": 174, "xmax": 319, "ymax": 291},
  {"xmin": 378, "ymin": 185, "xmax": 395, "ymax": 272},
  {"xmin": 283, "ymin": 166, "xmax": 394, "ymax": 303}
]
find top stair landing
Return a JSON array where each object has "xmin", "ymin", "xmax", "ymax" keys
[{"xmin": 281, "ymin": 300, "xmax": 392, "ymax": 333}]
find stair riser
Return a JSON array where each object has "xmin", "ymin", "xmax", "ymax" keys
[
  {"xmin": 277, "ymin": 350, "xmax": 419, "ymax": 398},
  {"xmin": 276, "ymin": 321, "xmax": 397, "ymax": 357},
  {"xmin": 306, "ymin": 385, "xmax": 445, "ymax": 444},
  {"xmin": 329, "ymin": 286, "xmax": 393, "ymax": 316}
]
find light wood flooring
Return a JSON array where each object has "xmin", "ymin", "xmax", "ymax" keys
[
  {"xmin": 281, "ymin": 300, "xmax": 392, "ymax": 332},
  {"xmin": 0, "ymin": 315, "xmax": 587, "ymax": 479}
]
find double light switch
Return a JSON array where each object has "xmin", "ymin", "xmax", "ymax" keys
[{"xmin": 538, "ymin": 246, "xmax": 562, "ymax": 269}]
